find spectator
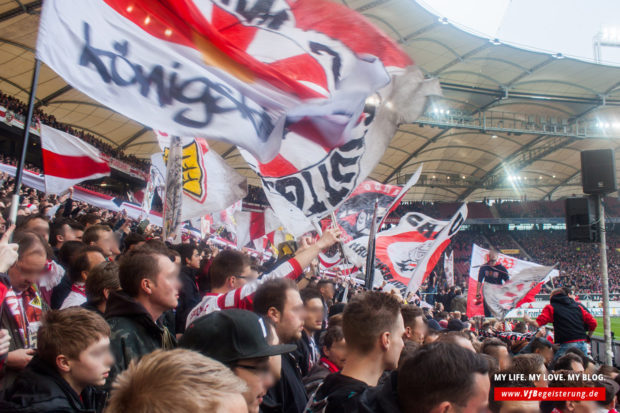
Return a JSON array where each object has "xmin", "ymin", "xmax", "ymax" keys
[
  {"xmin": 489, "ymin": 379, "xmax": 538, "ymax": 413},
  {"xmin": 1, "ymin": 231, "xmax": 49, "ymax": 388},
  {"xmin": 106, "ymin": 348, "xmax": 248, "ymax": 413},
  {"xmin": 307, "ymin": 291, "xmax": 404, "ymax": 412},
  {"xmin": 254, "ymin": 278, "xmax": 307, "ymax": 413},
  {"xmin": 401, "ymin": 305, "xmax": 427, "ymax": 345},
  {"xmin": 16, "ymin": 214, "xmax": 50, "ymax": 241},
  {"xmin": 83, "ymin": 261, "xmax": 120, "ymax": 316},
  {"xmin": 451, "ymin": 287, "xmax": 467, "ymax": 313},
  {"xmin": 476, "ymin": 250, "xmax": 509, "ymax": 317},
  {"xmin": 298, "ymin": 288, "xmax": 324, "ymax": 375},
  {"xmin": 122, "ymin": 232, "xmax": 145, "ymax": 253},
  {"xmin": 49, "ymin": 219, "xmax": 84, "ymax": 256},
  {"xmin": 534, "ymin": 288, "xmax": 597, "ymax": 359},
  {"xmin": 436, "ymin": 331, "xmax": 477, "ymax": 352},
  {"xmin": 0, "ymin": 308, "xmax": 112, "ymax": 412},
  {"xmin": 398, "ymin": 342, "xmax": 490, "ymax": 413},
  {"xmin": 482, "ymin": 338, "xmax": 512, "ymax": 370},
  {"xmin": 185, "ymin": 228, "xmax": 341, "ymax": 327},
  {"xmin": 82, "ymin": 225, "xmax": 115, "ymax": 259},
  {"xmin": 317, "ymin": 279, "xmax": 335, "ymax": 327},
  {"xmin": 105, "ymin": 246, "xmax": 180, "ymax": 387},
  {"xmin": 60, "ymin": 246, "xmax": 106, "ymax": 310},
  {"xmin": 506, "ymin": 354, "xmax": 549, "ymax": 387},
  {"xmin": 174, "ymin": 244, "xmax": 202, "ymax": 335},
  {"xmin": 524, "ymin": 337, "xmax": 555, "ymax": 367},
  {"xmin": 553, "ymin": 353, "xmax": 585, "ymax": 372},
  {"xmin": 180, "ymin": 309, "xmax": 296, "ymax": 413},
  {"xmin": 303, "ymin": 325, "xmax": 347, "ymax": 396},
  {"xmin": 549, "ymin": 371, "xmax": 597, "ymax": 413}
]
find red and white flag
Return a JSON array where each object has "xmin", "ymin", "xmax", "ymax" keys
[
  {"xmin": 36, "ymin": 0, "xmax": 413, "ymax": 163},
  {"xmin": 467, "ymin": 245, "xmax": 558, "ymax": 319},
  {"xmin": 40, "ymin": 124, "xmax": 110, "ymax": 194},
  {"xmin": 234, "ymin": 208, "xmax": 281, "ymax": 249},
  {"xmin": 345, "ymin": 206, "xmax": 467, "ymax": 292}
]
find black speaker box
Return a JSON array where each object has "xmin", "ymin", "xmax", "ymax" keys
[
  {"xmin": 581, "ymin": 149, "xmax": 617, "ymax": 194},
  {"xmin": 565, "ymin": 197, "xmax": 597, "ymax": 242}
]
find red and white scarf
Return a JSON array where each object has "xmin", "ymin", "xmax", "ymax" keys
[
  {"xmin": 3, "ymin": 285, "xmax": 43, "ymax": 347},
  {"xmin": 71, "ymin": 283, "xmax": 86, "ymax": 297}
]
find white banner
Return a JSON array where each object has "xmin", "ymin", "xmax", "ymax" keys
[{"xmin": 445, "ymin": 250, "xmax": 454, "ymax": 287}]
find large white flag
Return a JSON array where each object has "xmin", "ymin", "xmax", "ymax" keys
[
  {"xmin": 151, "ymin": 136, "xmax": 247, "ymax": 222},
  {"xmin": 40, "ymin": 125, "xmax": 110, "ymax": 194},
  {"xmin": 36, "ymin": 0, "xmax": 408, "ymax": 162},
  {"xmin": 345, "ymin": 205, "xmax": 467, "ymax": 293},
  {"xmin": 467, "ymin": 245, "xmax": 558, "ymax": 319}
]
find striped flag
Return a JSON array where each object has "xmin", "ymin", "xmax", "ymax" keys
[
  {"xmin": 40, "ymin": 125, "xmax": 110, "ymax": 194},
  {"xmin": 36, "ymin": 0, "xmax": 406, "ymax": 162}
]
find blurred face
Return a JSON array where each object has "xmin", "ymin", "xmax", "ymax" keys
[
  {"xmin": 82, "ymin": 251, "xmax": 106, "ymax": 282},
  {"xmin": 459, "ymin": 373, "xmax": 490, "ymax": 413},
  {"xmin": 8, "ymin": 247, "xmax": 47, "ymax": 293},
  {"xmin": 233, "ymin": 357, "xmax": 272, "ymax": 413},
  {"xmin": 303, "ymin": 298, "xmax": 324, "ymax": 333},
  {"xmin": 67, "ymin": 336, "xmax": 114, "ymax": 388},
  {"xmin": 276, "ymin": 289, "xmax": 305, "ymax": 344},
  {"xmin": 25, "ymin": 217, "xmax": 49, "ymax": 240},
  {"xmin": 92, "ymin": 230, "xmax": 114, "ymax": 257},
  {"xmin": 489, "ymin": 251, "xmax": 498, "ymax": 264},
  {"xmin": 320, "ymin": 283, "xmax": 335, "ymax": 301},
  {"xmin": 572, "ymin": 400, "xmax": 598, "ymax": 413},
  {"xmin": 570, "ymin": 360, "xmax": 585, "ymax": 373},
  {"xmin": 385, "ymin": 313, "xmax": 406, "ymax": 370},
  {"xmin": 409, "ymin": 316, "xmax": 427, "ymax": 345},
  {"xmin": 455, "ymin": 336, "xmax": 477, "ymax": 353},
  {"xmin": 325, "ymin": 338, "xmax": 347, "ymax": 370},
  {"xmin": 535, "ymin": 347, "xmax": 554, "ymax": 366},
  {"xmin": 232, "ymin": 266, "xmax": 256, "ymax": 289},
  {"xmin": 149, "ymin": 255, "xmax": 181, "ymax": 311},
  {"xmin": 499, "ymin": 400, "xmax": 540, "ymax": 413},
  {"xmin": 187, "ymin": 249, "xmax": 201, "ymax": 269},
  {"xmin": 495, "ymin": 346, "xmax": 512, "ymax": 370}
]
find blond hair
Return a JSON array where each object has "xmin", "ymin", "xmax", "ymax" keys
[{"xmin": 106, "ymin": 349, "xmax": 247, "ymax": 413}]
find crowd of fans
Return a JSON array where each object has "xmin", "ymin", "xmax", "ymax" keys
[{"xmin": 0, "ymin": 91, "xmax": 149, "ymax": 172}]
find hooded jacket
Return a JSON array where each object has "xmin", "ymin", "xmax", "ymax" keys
[
  {"xmin": 104, "ymin": 291, "xmax": 176, "ymax": 388},
  {"xmin": 175, "ymin": 266, "xmax": 201, "ymax": 334},
  {"xmin": 536, "ymin": 293, "xmax": 597, "ymax": 344},
  {"xmin": 0, "ymin": 356, "xmax": 106, "ymax": 413}
]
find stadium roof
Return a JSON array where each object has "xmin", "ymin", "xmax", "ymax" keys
[{"xmin": 1, "ymin": 0, "xmax": 620, "ymax": 202}]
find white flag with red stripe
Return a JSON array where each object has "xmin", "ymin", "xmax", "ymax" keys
[
  {"xmin": 36, "ymin": 0, "xmax": 413, "ymax": 163},
  {"xmin": 466, "ymin": 245, "xmax": 558, "ymax": 319},
  {"xmin": 234, "ymin": 208, "xmax": 281, "ymax": 249},
  {"xmin": 40, "ymin": 124, "xmax": 110, "ymax": 194},
  {"xmin": 345, "ymin": 206, "xmax": 467, "ymax": 292}
]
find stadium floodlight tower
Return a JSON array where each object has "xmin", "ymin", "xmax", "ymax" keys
[{"xmin": 593, "ymin": 25, "xmax": 620, "ymax": 64}]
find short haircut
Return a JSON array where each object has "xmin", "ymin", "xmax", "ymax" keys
[
  {"xmin": 506, "ymin": 354, "xmax": 545, "ymax": 376},
  {"xmin": 401, "ymin": 305, "xmax": 425, "ymax": 329},
  {"xmin": 124, "ymin": 232, "xmax": 146, "ymax": 251},
  {"xmin": 82, "ymin": 224, "xmax": 111, "ymax": 245},
  {"xmin": 68, "ymin": 246, "xmax": 104, "ymax": 284},
  {"xmin": 144, "ymin": 239, "xmax": 174, "ymax": 259},
  {"xmin": 564, "ymin": 347, "xmax": 589, "ymax": 368},
  {"xmin": 57, "ymin": 241, "xmax": 87, "ymax": 269},
  {"xmin": 598, "ymin": 364, "xmax": 620, "ymax": 378},
  {"xmin": 176, "ymin": 244, "xmax": 197, "ymax": 266},
  {"xmin": 118, "ymin": 246, "xmax": 168, "ymax": 298},
  {"xmin": 209, "ymin": 250, "xmax": 250, "ymax": 289},
  {"xmin": 489, "ymin": 377, "xmax": 534, "ymax": 413},
  {"xmin": 482, "ymin": 338, "xmax": 508, "ymax": 356},
  {"xmin": 553, "ymin": 353, "xmax": 584, "ymax": 371},
  {"xmin": 79, "ymin": 213, "xmax": 101, "ymax": 226},
  {"xmin": 13, "ymin": 230, "xmax": 49, "ymax": 260},
  {"xmin": 253, "ymin": 278, "xmax": 297, "ymax": 315},
  {"xmin": 398, "ymin": 340, "xmax": 420, "ymax": 369},
  {"xmin": 398, "ymin": 342, "xmax": 489, "ymax": 413},
  {"xmin": 50, "ymin": 218, "xmax": 83, "ymax": 247},
  {"xmin": 86, "ymin": 261, "xmax": 120, "ymax": 306},
  {"xmin": 317, "ymin": 279, "xmax": 335, "ymax": 289},
  {"xmin": 321, "ymin": 325, "xmax": 345, "ymax": 350},
  {"xmin": 16, "ymin": 214, "xmax": 48, "ymax": 231},
  {"xmin": 436, "ymin": 331, "xmax": 471, "ymax": 345},
  {"xmin": 530, "ymin": 337, "xmax": 553, "ymax": 353},
  {"xmin": 300, "ymin": 287, "xmax": 323, "ymax": 305},
  {"xmin": 37, "ymin": 308, "xmax": 110, "ymax": 367},
  {"xmin": 342, "ymin": 291, "xmax": 402, "ymax": 354},
  {"xmin": 107, "ymin": 349, "xmax": 247, "ymax": 413}
]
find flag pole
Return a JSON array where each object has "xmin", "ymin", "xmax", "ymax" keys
[
  {"xmin": 9, "ymin": 58, "xmax": 41, "ymax": 229},
  {"xmin": 364, "ymin": 200, "xmax": 379, "ymax": 290}
]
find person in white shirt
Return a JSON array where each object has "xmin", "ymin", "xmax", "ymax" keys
[{"xmin": 60, "ymin": 246, "xmax": 106, "ymax": 310}]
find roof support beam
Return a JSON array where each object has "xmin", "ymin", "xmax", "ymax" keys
[
  {"xmin": 0, "ymin": 0, "xmax": 41, "ymax": 23},
  {"xmin": 117, "ymin": 126, "xmax": 151, "ymax": 150},
  {"xmin": 542, "ymin": 171, "xmax": 581, "ymax": 200},
  {"xmin": 35, "ymin": 85, "xmax": 73, "ymax": 108}
]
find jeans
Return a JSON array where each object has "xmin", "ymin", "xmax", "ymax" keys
[{"xmin": 554, "ymin": 341, "xmax": 590, "ymax": 361}]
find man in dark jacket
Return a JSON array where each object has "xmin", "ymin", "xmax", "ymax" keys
[
  {"xmin": 0, "ymin": 308, "xmax": 111, "ymax": 413},
  {"xmin": 534, "ymin": 287, "xmax": 597, "ymax": 360},
  {"xmin": 476, "ymin": 250, "xmax": 509, "ymax": 317},
  {"xmin": 174, "ymin": 244, "xmax": 202, "ymax": 335},
  {"xmin": 105, "ymin": 246, "xmax": 180, "ymax": 388}
]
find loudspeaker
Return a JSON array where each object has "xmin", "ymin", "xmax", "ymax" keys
[
  {"xmin": 581, "ymin": 149, "xmax": 617, "ymax": 194},
  {"xmin": 565, "ymin": 197, "xmax": 597, "ymax": 242}
]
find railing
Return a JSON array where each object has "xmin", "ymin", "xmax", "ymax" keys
[{"xmin": 590, "ymin": 336, "xmax": 619, "ymax": 367}]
